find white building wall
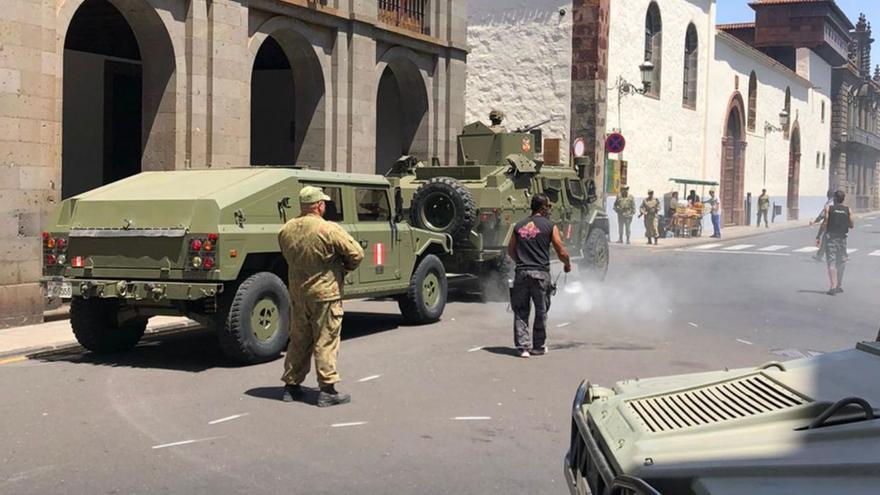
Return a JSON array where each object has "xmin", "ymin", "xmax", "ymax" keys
[{"xmin": 467, "ymin": 0, "xmax": 573, "ymax": 162}]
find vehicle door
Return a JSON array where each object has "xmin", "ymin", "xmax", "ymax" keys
[
  {"xmin": 352, "ymin": 187, "xmax": 400, "ymax": 284},
  {"xmin": 541, "ymin": 178, "xmax": 575, "ymax": 248},
  {"xmin": 300, "ymin": 182, "xmax": 358, "ymax": 287}
]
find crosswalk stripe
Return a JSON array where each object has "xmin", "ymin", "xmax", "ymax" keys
[
  {"xmin": 692, "ymin": 243, "xmax": 723, "ymax": 250},
  {"xmin": 870, "ymin": 250, "xmax": 880, "ymax": 256},
  {"xmin": 758, "ymin": 245, "xmax": 788, "ymax": 252},
  {"xmin": 793, "ymin": 246, "xmax": 819, "ymax": 253},
  {"xmin": 723, "ymin": 244, "xmax": 755, "ymax": 251},
  {"xmin": 847, "ymin": 248, "xmax": 858, "ymax": 254}
]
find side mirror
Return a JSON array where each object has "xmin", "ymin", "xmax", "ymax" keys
[
  {"xmin": 394, "ymin": 187, "xmax": 405, "ymax": 223},
  {"xmin": 585, "ymin": 180, "xmax": 598, "ymax": 204}
]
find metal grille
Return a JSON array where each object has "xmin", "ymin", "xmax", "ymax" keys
[
  {"xmin": 378, "ymin": 0, "xmax": 430, "ymax": 35},
  {"xmin": 627, "ymin": 374, "xmax": 810, "ymax": 433}
]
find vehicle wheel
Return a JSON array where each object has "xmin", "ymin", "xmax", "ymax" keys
[
  {"xmin": 579, "ymin": 228, "xmax": 609, "ymax": 281},
  {"xmin": 410, "ymin": 177, "xmax": 477, "ymax": 242},
  {"xmin": 70, "ymin": 297, "xmax": 147, "ymax": 353},
  {"xmin": 398, "ymin": 254, "xmax": 448, "ymax": 324},
  {"xmin": 216, "ymin": 272, "xmax": 290, "ymax": 364}
]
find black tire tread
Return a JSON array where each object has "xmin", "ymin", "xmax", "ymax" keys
[
  {"xmin": 398, "ymin": 254, "xmax": 447, "ymax": 324},
  {"xmin": 70, "ymin": 297, "xmax": 147, "ymax": 353},
  {"xmin": 579, "ymin": 228, "xmax": 610, "ymax": 281},
  {"xmin": 216, "ymin": 272, "xmax": 289, "ymax": 364},
  {"xmin": 410, "ymin": 177, "xmax": 478, "ymax": 242}
]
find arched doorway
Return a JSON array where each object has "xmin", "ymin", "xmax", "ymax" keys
[
  {"xmin": 250, "ymin": 30, "xmax": 326, "ymax": 168},
  {"xmin": 720, "ymin": 94, "xmax": 747, "ymax": 225},
  {"xmin": 62, "ymin": 0, "xmax": 175, "ymax": 199},
  {"xmin": 375, "ymin": 58, "xmax": 429, "ymax": 175},
  {"xmin": 787, "ymin": 123, "xmax": 801, "ymax": 220}
]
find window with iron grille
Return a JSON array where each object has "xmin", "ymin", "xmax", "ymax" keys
[{"xmin": 378, "ymin": 0, "xmax": 430, "ymax": 36}]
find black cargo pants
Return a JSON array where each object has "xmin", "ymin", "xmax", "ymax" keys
[{"xmin": 511, "ymin": 270, "xmax": 552, "ymax": 351}]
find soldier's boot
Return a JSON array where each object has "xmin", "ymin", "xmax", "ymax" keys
[
  {"xmin": 654, "ymin": 237, "xmax": 659, "ymax": 245},
  {"xmin": 281, "ymin": 384, "xmax": 305, "ymax": 403},
  {"xmin": 317, "ymin": 385, "xmax": 351, "ymax": 408}
]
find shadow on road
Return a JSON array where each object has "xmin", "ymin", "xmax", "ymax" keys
[
  {"xmin": 37, "ymin": 312, "xmax": 408, "ymax": 372},
  {"xmin": 797, "ymin": 289, "xmax": 833, "ymax": 295},
  {"xmin": 244, "ymin": 386, "xmax": 322, "ymax": 406},
  {"xmin": 482, "ymin": 346, "xmax": 520, "ymax": 357}
]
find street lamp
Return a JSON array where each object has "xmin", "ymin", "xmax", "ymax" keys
[
  {"xmin": 614, "ymin": 61, "xmax": 655, "ymax": 129},
  {"xmin": 762, "ymin": 109, "xmax": 790, "ymax": 185}
]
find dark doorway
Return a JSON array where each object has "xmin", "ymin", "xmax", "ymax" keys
[
  {"xmin": 251, "ymin": 36, "xmax": 296, "ymax": 166},
  {"xmin": 787, "ymin": 124, "xmax": 801, "ymax": 220},
  {"xmin": 63, "ymin": 0, "xmax": 143, "ymax": 199},
  {"xmin": 375, "ymin": 61, "xmax": 429, "ymax": 175},
  {"xmin": 721, "ymin": 99, "xmax": 746, "ymax": 226}
]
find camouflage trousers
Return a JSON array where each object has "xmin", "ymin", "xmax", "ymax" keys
[
  {"xmin": 825, "ymin": 235, "xmax": 848, "ymax": 273},
  {"xmin": 511, "ymin": 270, "xmax": 552, "ymax": 351},
  {"xmin": 282, "ymin": 295, "xmax": 344, "ymax": 387},
  {"xmin": 644, "ymin": 214, "xmax": 659, "ymax": 239}
]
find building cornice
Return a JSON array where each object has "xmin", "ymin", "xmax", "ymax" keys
[{"xmin": 716, "ymin": 30, "xmax": 813, "ymax": 88}]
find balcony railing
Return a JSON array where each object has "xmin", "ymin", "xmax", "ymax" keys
[
  {"xmin": 378, "ymin": 0, "xmax": 429, "ymax": 35},
  {"xmin": 847, "ymin": 125, "xmax": 880, "ymax": 152}
]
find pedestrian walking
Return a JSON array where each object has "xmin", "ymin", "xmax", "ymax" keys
[
  {"xmin": 613, "ymin": 185, "xmax": 635, "ymax": 244},
  {"xmin": 705, "ymin": 190, "xmax": 721, "ymax": 238},
  {"xmin": 757, "ymin": 189, "xmax": 770, "ymax": 228},
  {"xmin": 507, "ymin": 194, "xmax": 572, "ymax": 358},
  {"xmin": 820, "ymin": 190, "xmax": 853, "ymax": 296},
  {"xmin": 278, "ymin": 186, "xmax": 365, "ymax": 407},
  {"xmin": 639, "ymin": 190, "xmax": 661, "ymax": 245},
  {"xmin": 810, "ymin": 190, "xmax": 834, "ymax": 261}
]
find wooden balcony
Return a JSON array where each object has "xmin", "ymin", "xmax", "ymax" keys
[{"xmin": 378, "ymin": 0, "xmax": 429, "ymax": 36}]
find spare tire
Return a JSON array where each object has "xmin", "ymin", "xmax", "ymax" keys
[{"xmin": 410, "ymin": 177, "xmax": 477, "ymax": 242}]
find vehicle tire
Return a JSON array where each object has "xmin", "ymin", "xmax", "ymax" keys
[
  {"xmin": 398, "ymin": 254, "xmax": 448, "ymax": 324},
  {"xmin": 216, "ymin": 272, "xmax": 290, "ymax": 364},
  {"xmin": 70, "ymin": 297, "xmax": 147, "ymax": 353},
  {"xmin": 410, "ymin": 177, "xmax": 477, "ymax": 242},
  {"xmin": 579, "ymin": 228, "xmax": 609, "ymax": 281}
]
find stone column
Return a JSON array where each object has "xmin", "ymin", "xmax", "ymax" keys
[{"xmin": 209, "ymin": 0, "xmax": 250, "ymax": 168}]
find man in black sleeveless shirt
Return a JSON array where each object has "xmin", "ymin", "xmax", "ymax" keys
[
  {"xmin": 820, "ymin": 190, "xmax": 854, "ymax": 296},
  {"xmin": 507, "ymin": 194, "xmax": 572, "ymax": 357}
]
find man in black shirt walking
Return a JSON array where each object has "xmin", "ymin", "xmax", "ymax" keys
[
  {"xmin": 820, "ymin": 190, "xmax": 854, "ymax": 296},
  {"xmin": 507, "ymin": 194, "xmax": 572, "ymax": 358}
]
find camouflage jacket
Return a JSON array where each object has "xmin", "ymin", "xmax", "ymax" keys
[
  {"xmin": 278, "ymin": 214, "xmax": 365, "ymax": 302},
  {"xmin": 640, "ymin": 198, "xmax": 661, "ymax": 216},
  {"xmin": 758, "ymin": 194, "xmax": 770, "ymax": 211},
  {"xmin": 613, "ymin": 195, "xmax": 636, "ymax": 217}
]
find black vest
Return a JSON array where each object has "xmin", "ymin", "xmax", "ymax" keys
[
  {"xmin": 826, "ymin": 204, "xmax": 850, "ymax": 236},
  {"xmin": 513, "ymin": 215, "xmax": 554, "ymax": 271}
]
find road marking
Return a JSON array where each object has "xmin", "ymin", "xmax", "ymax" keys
[
  {"xmin": 870, "ymin": 250, "xmax": 880, "ymax": 256},
  {"xmin": 675, "ymin": 249, "xmax": 790, "ymax": 257},
  {"xmin": 688, "ymin": 322, "xmax": 699, "ymax": 328},
  {"xmin": 736, "ymin": 339, "xmax": 754, "ymax": 346},
  {"xmin": 793, "ymin": 246, "xmax": 819, "ymax": 253},
  {"xmin": 0, "ymin": 355, "xmax": 27, "ymax": 365},
  {"xmin": 557, "ymin": 322, "xmax": 572, "ymax": 328},
  {"xmin": 452, "ymin": 416, "xmax": 492, "ymax": 421},
  {"xmin": 467, "ymin": 346, "xmax": 484, "ymax": 353},
  {"xmin": 692, "ymin": 243, "xmax": 723, "ymax": 250},
  {"xmin": 152, "ymin": 437, "xmax": 223, "ymax": 450},
  {"xmin": 861, "ymin": 224, "xmax": 873, "ymax": 228},
  {"xmin": 357, "ymin": 374, "xmax": 381, "ymax": 382},
  {"xmin": 331, "ymin": 422, "xmax": 367, "ymax": 428},
  {"xmin": 758, "ymin": 245, "xmax": 788, "ymax": 252},
  {"xmin": 847, "ymin": 248, "xmax": 858, "ymax": 254},
  {"xmin": 723, "ymin": 244, "xmax": 755, "ymax": 251},
  {"xmin": 208, "ymin": 413, "xmax": 249, "ymax": 425}
]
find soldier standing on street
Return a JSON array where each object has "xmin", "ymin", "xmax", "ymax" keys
[
  {"xmin": 757, "ymin": 189, "xmax": 770, "ymax": 228},
  {"xmin": 821, "ymin": 190, "xmax": 854, "ymax": 296},
  {"xmin": 278, "ymin": 186, "xmax": 365, "ymax": 407},
  {"xmin": 640, "ymin": 190, "xmax": 661, "ymax": 245},
  {"xmin": 613, "ymin": 185, "xmax": 635, "ymax": 244},
  {"xmin": 488, "ymin": 109, "xmax": 507, "ymax": 132},
  {"xmin": 507, "ymin": 194, "xmax": 572, "ymax": 358}
]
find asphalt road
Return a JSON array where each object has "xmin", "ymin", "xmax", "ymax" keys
[{"xmin": 1, "ymin": 221, "xmax": 878, "ymax": 494}]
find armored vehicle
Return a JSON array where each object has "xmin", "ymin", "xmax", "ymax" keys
[
  {"xmin": 387, "ymin": 120, "xmax": 609, "ymax": 288},
  {"xmin": 565, "ymin": 341, "xmax": 880, "ymax": 495},
  {"xmin": 40, "ymin": 168, "xmax": 452, "ymax": 364}
]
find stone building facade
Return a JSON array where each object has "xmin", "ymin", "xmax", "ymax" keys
[
  {"xmin": 467, "ymin": 0, "xmax": 851, "ymax": 238},
  {"xmin": 0, "ymin": 0, "xmax": 467, "ymax": 326}
]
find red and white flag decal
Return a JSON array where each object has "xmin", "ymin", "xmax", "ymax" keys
[
  {"xmin": 565, "ymin": 224, "xmax": 573, "ymax": 240},
  {"xmin": 72, "ymin": 256, "xmax": 85, "ymax": 268},
  {"xmin": 373, "ymin": 243, "xmax": 385, "ymax": 266}
]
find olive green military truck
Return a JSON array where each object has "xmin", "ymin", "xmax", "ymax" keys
[
  {"xmin": 40, "ymin": 168, "xmax": 452, "ymax": 364},
  {"xmin": 565, "ymin": 341, "xmax": 880, "ymax": 495},
  {"xmin": 386, "ymin": 120, "xmax": 609, "ymax": 290}
]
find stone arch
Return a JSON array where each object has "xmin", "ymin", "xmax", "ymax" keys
[
  {"xmin": 721, "ymin": 92, "xmax": 747, "ymax": 226},
  {"xmin": 787, "ymin": 121, "xmax": 801, "ymax": 220},
  {"xmin": 247, "ymin": 17, "xmax": 331, "ymax": 169},
  {"xmin": 59, "ymin": 0, "xmax": 177, "ymax": 198},
  {"xmin": 375, "ymin": 46, "xmax": 431, "ymax": 175}
]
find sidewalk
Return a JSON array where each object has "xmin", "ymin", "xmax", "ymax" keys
[{"xmin": 0, "ymin": 315, "xmax": 201, "ymax": 361}]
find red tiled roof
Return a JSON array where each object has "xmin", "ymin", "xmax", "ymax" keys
[
  {"xmin": 717, "ymin": 22, "xmax": 756, "ymax": 31},
  {"xmin": 747, "ymin": 0, "xmax": 855, "ymax": 31}
]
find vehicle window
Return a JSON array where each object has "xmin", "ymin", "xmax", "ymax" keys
[
  {"xmin": 313, "ymin": 186, "xmax": 344, "ymax": 222},
  {"xmin": 567, "ymin": 178, "xmax": 585, "ymax": 201},
  {"xmin": 356, "ymin": 188, "xmax": 391, "ymax": 222},
  {"xmin": 543, "ymin": 178, "xmax": 562, "ymax": 203}
]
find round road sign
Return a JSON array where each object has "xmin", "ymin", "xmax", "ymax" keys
[
  {"xmin": 572, "ymin": 137, "xmax": 587, "ymax": 158},
  {"xmin": 605, "ymin": 132, "xmax": 626, "ymax": 154}
]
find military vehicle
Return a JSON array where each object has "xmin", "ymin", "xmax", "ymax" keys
[
  {"xmin": 564, "ymin": 340, "xmax": 880, "ymax": 494},
  {"xmin": 40, "ymin": 168, "xmax": 452, "ymax": 364},
  {"xmin": 386, "ymin": 120, "xmax": 610, "ymax": 289}
]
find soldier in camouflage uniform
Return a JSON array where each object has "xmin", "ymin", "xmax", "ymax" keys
[
  {"xmin": 613, "ymin": 185, "xmax": 635, "ymax": 244},
  {"xmin": 640, "ymin": 189, "xmax": 661, "ymax": 245},
  {"xmin": 488, "ymin": 109, "xmax": 507, "ymax": 133},
  {"xmin": 278, "ymin": 186, "xmax": 364, "ymax": 407}
]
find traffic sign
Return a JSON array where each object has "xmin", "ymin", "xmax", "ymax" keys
[
  {"xmin": 605, "ymin": 132, "xmax": 626, "ymax": 154},
  {"xmin": 572, "ymin": 137, "xmax": 587, "ymax": 158}
]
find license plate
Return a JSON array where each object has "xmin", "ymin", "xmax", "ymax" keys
[{"xmin": 47, "ymin": 281, "xmax": 72, "ymax": 299}]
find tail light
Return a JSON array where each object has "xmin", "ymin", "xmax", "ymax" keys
[
  {"xmin": 190, "ymin": 239, "xmax": 203, "ymax": 251},
  {"xmin": 45, "ymin": 254, "xmax": 57, "ymax": 266},
  {"xmin": 202, "ymin": 256, "xmax": 215, "ymax": 270},
  {"xmin": 72, "ymin": 256, "xmax": 85, "ymax": 268},
  {"xmin": 42, "ymin": 232, "xmax": 69, "ymax": 268},
  {"xmin": 188, "ymin": 234, "xmax": 218, "ymax": 271}
]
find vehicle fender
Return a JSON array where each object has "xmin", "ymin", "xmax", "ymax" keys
[
  {"xmin": 413, "ymin": 232, "xmax": 454, "ymax": 257},
  {"xmin": 586, "ymin": 209, "xmax": 609, "ymax": 234}
]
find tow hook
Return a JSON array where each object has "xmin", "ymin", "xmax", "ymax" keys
[{"xmin": 149, "ymin": 284, "xmax": 166, "ymax": 301}]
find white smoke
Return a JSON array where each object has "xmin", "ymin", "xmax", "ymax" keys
[{"xmin": 549, "ymin": 266, "xmax": 671, "ymax": 324}]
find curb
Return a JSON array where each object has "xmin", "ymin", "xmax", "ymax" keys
[{"xmin": 0, "ymin": 320, "xmax": 205, "ymax": 362}]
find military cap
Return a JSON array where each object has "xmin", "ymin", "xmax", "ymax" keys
[
  {"xmin": 299, "ymin": 185, "xmax": 331, "ymax": 204},
  {"xmin": 621, "ymin": 185, "xmax": 630, "ymax": 190},
  {"xmin": 647, "ymin": 189, "xmax": 654, "ymax": 194}
]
